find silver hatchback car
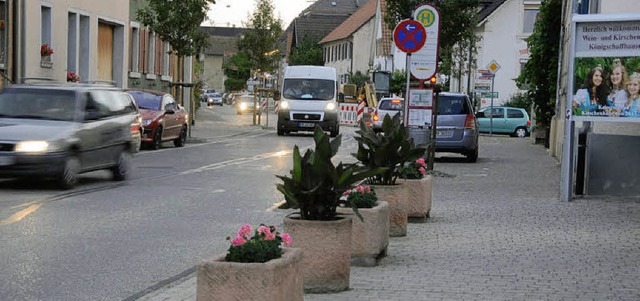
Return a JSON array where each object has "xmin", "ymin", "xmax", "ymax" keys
[
  {"xmin": 372, "ymin": 97, "xmax": 403, "ymax": 132},
  {"xmin": 0, "ymin": 82, "xmax": 137, "ymax": 188},
  {"xmin": 435, "ymin": 92, "xmax": 479, "ymax": 162}
]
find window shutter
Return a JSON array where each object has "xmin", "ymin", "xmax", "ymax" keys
[
  {"xmin": 140, "ymin": 29, "xmax": 148, "ymax": 73},
  {"xmin": 155, "ymin": 38, "xmax": 162, "ymax": 75}
]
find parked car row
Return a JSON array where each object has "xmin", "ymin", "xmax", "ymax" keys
[
  {"xmin": 370, "ymin": 94, "xmax": 531, "ymax": 163},
  {"xmin": 0, "ymin": 81, "xmax": 190, "ymax": 189},
  {"xmin": 199, "ymin": 90, "xmax": 246, "ymax": 106}
]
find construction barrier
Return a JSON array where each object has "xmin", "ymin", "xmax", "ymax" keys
[
  {"xmin": 339, "ymin": 103, "xmax": 359, "ymax": 125},
  {"xmin": 274, "ymin": 100, "xmax": 279, "ymax": 113},
  {"xmin": 357, "ymin": 100, "xmax": 365, "ymax": 123}
]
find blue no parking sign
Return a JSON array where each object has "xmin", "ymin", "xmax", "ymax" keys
[{"xmin": 393, "ymin": 20, "xmax": 426, "ymax": 53}]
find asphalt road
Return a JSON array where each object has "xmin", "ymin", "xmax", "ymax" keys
[{"xmin": 0, "ymin": 104, "xmax": 345, "ymax": 300}]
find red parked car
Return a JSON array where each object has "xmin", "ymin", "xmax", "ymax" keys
[{"xmin": 125, "ymin": 89, "xmax": 189, "ymax": 150}]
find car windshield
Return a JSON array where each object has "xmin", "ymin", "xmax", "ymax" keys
[
  {"xmin": 0, "ymin": 88, "xmax": 76, "ymax": 121},
  {"xmin": 207, "ymin": 93, "xmax": 221, "ymax": 98},
  {"xmin": 127, "ymin": 91, "xmax": 162, "ymax": 110},
  {"xmin": 240, "ymin": 96, "xmax": 255, "ymax": 103},
  {"xmin": 282, "ymin": 79, "xmax": 335, "ymax": 100},
  {"xmin": 379, "ymin": 99, "xmax": 403, "ymax": 111},
  {"xmin": 438, "ymin": 95, "xmax": 471, "ymax": 115}
]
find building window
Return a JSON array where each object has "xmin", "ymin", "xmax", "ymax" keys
[
  {"xmin": 578, "ymin": 0, "xmax": 600, "ymax": 14},
  {"xmin": 67, "ymin": 12, "xmax": 78, "ymax": 74},
  {"xmin": 41, "ymin": 5, "xmax": 52, "ymax": 59},
  {"xmin": 343, "ymin": 43, "xmax": 347, "ymax": 60},
  {"xmin": 522, "ymin": 9, "xmax": 539, "ymax": 34},
  {"xmin": 518, "ymin": 59, "xmax": 531, "ymax": 90},
  {"xmin": 130, "ymin": 24, "xmax": 139, "ymax": 73},
  {"xmin": 79, "ymin": 15, "xmax": 90, "ymax": 81},
  {"xmin": 148, "ymin": 32, "xmax": 155, "ymax": 74}
]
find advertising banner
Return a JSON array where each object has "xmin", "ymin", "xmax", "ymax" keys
[{"xmin": 571, "ymin": 18, "xmax": 640, "ymax": 121}]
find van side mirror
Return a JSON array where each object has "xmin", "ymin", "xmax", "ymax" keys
[
  {"xmin": 273, "ymin": 91, "xmax": 281, "ymax": 101},
  {"xmin": 338, "ymin": 92, "xmax": 345, "ymax": 102}
]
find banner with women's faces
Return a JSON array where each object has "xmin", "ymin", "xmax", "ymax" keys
[{"xmin": 571, "ymin": 17, "xmax": 640, "ymax": 121}]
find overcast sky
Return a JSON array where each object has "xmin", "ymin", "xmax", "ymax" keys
[{"xmin": 203, "ymin": 0, "xmax": 312, "ymax": 28}]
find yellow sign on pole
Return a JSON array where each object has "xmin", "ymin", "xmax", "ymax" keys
[{"xmin": 487, "ymin": 59, "xmax": 501, "ymax": 74}]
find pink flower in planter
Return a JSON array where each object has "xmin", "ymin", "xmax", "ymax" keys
[
  {"xmin": 265, "ymin": 232, "xmax": 276, "ymax": 240},
  {"xmin": 343, "ymin": 190, "xmax": 351, "ymax": 196},
  {"xmin": 230, "ymin": 235, "xmax": 246, "ymax": 246},
  {"xmin": 225, "ymin": 223, "xmax": 294, "ymax": 263},
  {"xmin": 355, "ymin": 185, "xmax": 365, "ymax": 193},
  {"xmin": 281, "ymin": 233, "xmax": 293, "ymax": 246},
  {"xmin": 416, "ymin": 158, "xmax": 426, "ymax": 166},
  {"xmin": 258, "ymin": 225, "xmax": 272, "ymax": 237},
  {"xmin": 419, "ymin": 167, "xmax": 426, "ymax": 175},
  {"xmin": 238, "ymin": 224, "xmax": 251, "ymax": 237}
]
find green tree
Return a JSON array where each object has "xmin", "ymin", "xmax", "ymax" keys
[
  {"xmin": 502, "ymin": 92, "xmax": 533, "ymax": 110},
  {"xmin": 384, "ymin": 0, "xmax": 479, "ymax": 80},
  {"xmin": 348, "ymin": 71, "xmax": 370, "ymax": 88},
  {"xmin": 516, "ymin": 0, "xmax": 562, "ymax": 131},
  {"xmin": 237, "ymin": 0, "xmax": 283, "ymax": 74},
  {"xmin": 136, "ymin": 0, "xmax": 214, "ymax": 58},
  {"xmin": 288, "ymin": 35, "xmax": 324, "ymax": 66},
  {"xmin": 223, "ymin": 52, "xmax": 252, "ymax": 91},
  {"xmin": 390, "ymin": 69, "xmax": 406, "ymax": 96}
]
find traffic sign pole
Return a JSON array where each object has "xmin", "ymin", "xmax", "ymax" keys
[{"xmin": 404, "ymin": 53, "xmax": 411, "ymax": 125}]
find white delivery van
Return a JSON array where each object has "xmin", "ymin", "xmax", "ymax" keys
[{"xmin": 277, "ymin": 65, "xmax": 340, "ymax": 137}]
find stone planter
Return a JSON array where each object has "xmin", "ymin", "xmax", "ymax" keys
[
  {"xmin": 400, "ymin": 175, "xmax": 433, "ymax": 223},
  {"xmin": 196, "ymin": 247, "xmax": 303, "ymax": 301},
  {"xmin": 370, "ymin": 183, "xmax": 407, "ymax": 237},
  {"xmin": 283, "ymin": 215, "xmax": 352, "ymax": 293},
  {"xmin": 337, "ymin": 201, "xmax": 390, "ymax": 267}
]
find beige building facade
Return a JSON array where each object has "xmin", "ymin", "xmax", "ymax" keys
[{"xmin": 18, "ymin": 0, "xmax": 129, "ymax": 87}]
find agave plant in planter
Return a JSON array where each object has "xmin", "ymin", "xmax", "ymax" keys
[
  {"xmin": 353, "ymin": 114, "xmax": 426, "ymax": 236},
  {"xmin": 276, "ymin": 126, "xmax": 384, "ymax": 221},
  {"xmin": 276, "ymin": 126, "xmax": 384, "ymax": 293}
]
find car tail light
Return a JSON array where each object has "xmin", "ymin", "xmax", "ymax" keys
[
  {"xmin": 464, "ymin": 114, "xmax": 476, "ymax": 129},
  {"xmin": 527, "ymin": 120, "xmax": 531, "ymax": 126},
  {"xmin": 373, "ymin": 110, "xmax": 379, "ymax": 121}
]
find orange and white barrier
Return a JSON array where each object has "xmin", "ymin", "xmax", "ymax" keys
[
  {"xmin": 274, "ymin": 100, "xmax": 279, "ymax": 113},
  {"xmin": 339, "ymin": 103, "xmax": 358, "ymax": 125},
  {"xmin": 261, "ymin": 98, "xmax": 267, "ymax": 113},
  {"xmin": 357, "ymin": 100, "xmax": 365, "ymax": 123}
]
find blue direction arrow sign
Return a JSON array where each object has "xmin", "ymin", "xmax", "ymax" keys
[{"xmin": 393, "ymin": 20, "xmax": 426, "ymax": 53}]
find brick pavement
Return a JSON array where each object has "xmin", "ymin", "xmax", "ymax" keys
[{"xmin": 135, "ymin": 113, "xmax": 640, "ymax": 301}]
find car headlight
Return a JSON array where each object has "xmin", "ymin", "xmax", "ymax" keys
[
  {"xmin": 240, "ymin": 103, "xmax": 248, "ymax": 110},
  {"xmin": 15, "ymin": 141, "xmax": 57, "ymax": 153},
  {"xmin": 279, "ymin": 101, "xmax": 289, "ymax": 109},
  {"xmin": 142, "ymin": 119, "xmax": 152, "ymax": 127},
  {"xmin": 325, "ymin": 102, "xmax": 337, "ymax": 111}
]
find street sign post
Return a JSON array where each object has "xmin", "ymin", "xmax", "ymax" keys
[
  {"xmin": 394, "ymin": 19, "xmax": 427, "ymax": 133},
  {"xmin": 484, "ymin": 60, "xmax": 499, "ymax": 136}
]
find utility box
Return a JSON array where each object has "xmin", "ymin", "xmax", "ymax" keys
[{"xmin": 586, "ymin": 134, "xmax": 640, "ymax": 196}]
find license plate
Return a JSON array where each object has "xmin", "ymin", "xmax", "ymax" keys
[
  {"xmin": 436, "ymin": 130, "xmax": 454, "ymax": 138},
  {"xmin": 0, "ymin": 156, "xmax": 15, "ymax": 166},
  {"xmin": 298, "ymin": 122, "xmax": 315, "ymax": 128}
]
